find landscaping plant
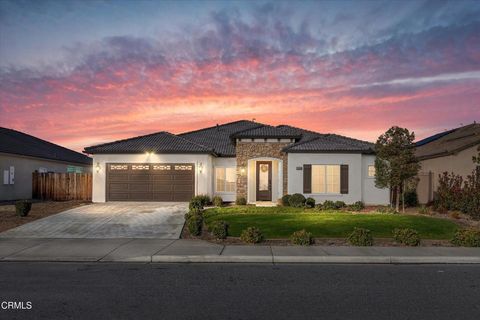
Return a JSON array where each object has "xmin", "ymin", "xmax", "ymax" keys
[
  {"xmin": 322, "ymin": 200, "xmax": 337, "ymax": 210},
  {"xmin": 393, "ymin": 228, "xmax": 420, "ymax": 246},
  {"xmin": 236, "ymin": 197, "xmax": 247, "ymax": 205},
  {"xmin": 189, "ymin": 197, "xmax": 204, "ymax": 212},
  {"xmin": 15, "ymin": 200, "xmax": 32, "ymax": 217},
  {"xmin": 210, "ymin": 220, "xmax": 229, "ymax": 239},
  {"xmin": 212, "ymin": 196, "xmax": 223, "ymax": 207},
  {"xmin": 403, "ymin": 190, "xmax": 418, "ymax": 207},
  {"xmin": 419, "ymin": 205, "xmax": 430, "ymax": 215},
  {"xmin": 240, "ymin": 227, "xmax": 264, "ymax": 244},
  {"xmin": 348, "ymin": 201, "xmax": 364, "ymax": 211},
  {"xmin": 305, "ymin": 197, "xmax": 315, "ymax": 208},
  {"xmin": 281, "ymin": 194, "xmax": 291, "ymax": 206},
  {"xmin": 334, "ymin": 201, "xmax": 346, "ymax": 209},
  {"xmin": 347, "ymin": 227, "xmax": 373, "ymax": 246},
  {"xmin": 288, "ymin": 193, "xmax": 306, "ymax": 208},
  {"xmin": 187, "ymin": 214, "xmax": 203, "ymax": 236},
  {"xmin": 290, "ymin": 230, "xmax": 313, "ymax": 245},
  {"xmin": 451, "ymin": 229, "xmax": 480, "ymax": 247}
]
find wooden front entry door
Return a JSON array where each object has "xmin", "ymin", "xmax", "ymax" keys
[{"xmin": 256, "ymin": 161, "xmax": 272, "ymax": 201}]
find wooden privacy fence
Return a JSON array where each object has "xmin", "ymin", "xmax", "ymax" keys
[{"xmin": 32, "ymin": 172, "xmax": 92, "ymax": 201}]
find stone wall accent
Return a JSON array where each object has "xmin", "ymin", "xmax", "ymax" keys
[{"xmin": 236, "ymin": 142, "xmax": 290, "ymax": 200}]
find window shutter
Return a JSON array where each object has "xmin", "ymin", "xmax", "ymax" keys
[
  {"xmin": 340, "ymin": 165, "xmax": 349, "ymax": 194},
  {"xmin": 303, "ymin": 164, "xmax": 312, "ymax": 194}
]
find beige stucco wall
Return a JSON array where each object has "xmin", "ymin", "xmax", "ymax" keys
[
  {"xmin": 0, "ymin": 153, "xmax": 92, "ymax": 201},
  {"xmin": 417, "ymin": 144, "xmax": 479, "ymax": 203}
]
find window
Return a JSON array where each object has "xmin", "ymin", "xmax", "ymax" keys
[
  {"xmin": 215, "ymin": 167, "xmax": 236, "ymax": 193},
  {"xmin": 132, "ymin": 165, "xmax": 149, "ymax": 170},
  {"xmin": 368, "ymin": 165, "xmax": 376, "ymax": 177},
  {"xmin": 311, "ymin": 165, "xmax": 340, "ymax": 193}
]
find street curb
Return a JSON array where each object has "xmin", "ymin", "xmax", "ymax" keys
[{"xmin": 152, "ymin": 255, "xmax": 273, "ymax": 263}]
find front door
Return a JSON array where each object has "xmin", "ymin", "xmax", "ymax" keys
[{"xmin": 256, "ymin": 161, "xmax": 272, "ymax": 201}]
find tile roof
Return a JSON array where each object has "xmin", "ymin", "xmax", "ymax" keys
[
  {"xmin": 178, "ymin": 120, "xmax": 261, "ymax": 156},
  {"xmin": 83, "ymin": 120, "xmax": 375, "ymax": 155},
  {"xmin": 415, "ymin": 123, "xmax": 480, "ymax": 160},
  {"xmin": 0, "ymin": 127, "xmax": 92, "ymax": 165},
  {"xmin": 84, "ymin": 131, "xmax": 214, "ymax": 154}
]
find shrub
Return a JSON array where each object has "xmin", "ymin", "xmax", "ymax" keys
[
  {"xmin": 315, "ymin": 203, "xmax": 323, "ymax": 211},
  {"xmin": 212, "ymin": 196, "xmax": 223, "ymax": 207},
  {"xmin": 393, "ymin": 228, "xmax": 420, "ymax": 246},
  {"xmin": 235, "ymin": 197, "xmax": 247, "ymax": 205},
  {"xmin": 187, "ymin": 214, "xmax": 203, "ymax": 236},
  {"xmin": 419, "ymin": 205, "xmax": 430, "ymax": 215},
  {"xmin": 348, "ymin": 201, "xmax": 364, "ymax": 211},
  {"xmin": 403, "ymin": 190, "xmax": 418, "ymax": 207},
  {"xmin": 334, "ymin": 201, "xmax": 346, "ymax": 209},
  {"xmin": 459, "ymin": 170, "xmax": 480, "ymax": 219},
  {"xmin": 451, "ymin": 229, "xmax": 480, "ymax": 247},
  {"xmin": 189, "ymin": 197, "xmax": 204, "ymax": 212},
  {"xmin": 290, "ymin": 230, "xmax": 313, "ymax": 245},
  {"xmin": 281, "ymin": 194, "xmax": 291, "ymax": 206},
  {"xmin": 435, "ymin": 172, "xmax": 463, "ymax": 211},
  {"xmin": 210, "ymin": 221, "xmax": 229, "ymax": 239},
  {"xmin": 288, "ymin": 193, "xmax": 306, "ymax": 208},
  {"xmin": 449, "ymin": 211, "xmax": 460, "ymax": 219},
  {"xmin": 322, "ymin": 200, "xmax": 337, "ymax": 210},
  {"xmin": 305, "ymin": 197, "xmax": 316, "ymax": 208},
  {"xmin": 195, "ymin": 194, "xmax": 211, "ymax": 206},
  {"xmin": 15, "ymin": 200, "xmax": 32, "ymax": 217},
  {"xmin": 375, "ymin": 206, "xmax": 398, "ymax": 214},
  {"xmin": 347, "ymin": 227, "xmax": 373, "ymax": 246},
  {"xmin": 240, "ymin": 227, "xmax": 264, "ymax": 244}
]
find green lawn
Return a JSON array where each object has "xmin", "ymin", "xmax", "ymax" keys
[{"xmin": 204, "ymin": 206, "xmax": 459, "ymax": 239}]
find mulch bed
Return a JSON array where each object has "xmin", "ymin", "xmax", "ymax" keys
[{"xmin": 0, "ymin": 201, "xmax": 91, "ymax": 233}]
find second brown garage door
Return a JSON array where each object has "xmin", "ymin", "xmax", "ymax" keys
[{"xmin": 106, "ymin": 163, "xmax": 195, "ymax": 201}]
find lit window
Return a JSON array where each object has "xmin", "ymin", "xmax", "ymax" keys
[
  {"xmin": 153, "ymin": 165, "xmax": 171, "ymax": 171},
  {"xmin": 215, "ymin": 167, "xmax": 236, "ymax": 193},
  {"xmin": 132, "ymin": 165, "xmax": 149, "ymax": 170},
  {"xmin": 368, "ymin": 165, "xmax": 376, "ymax": 177},
  {"xmin": 175, "ymin": 165, "xmax": 193, "ymax": 170},
  {"xmin": 312, "ymin": 165, "xmax": 340, "ymax": 194},
  {"xmin": 110, "ymin": 164, "xmax": 128, "ymax": 170}
]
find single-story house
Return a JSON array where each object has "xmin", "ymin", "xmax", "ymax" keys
[
  {"xmin": 83, "ymin": 120, "xmax": 389, "ymax": 205},
  {"xmin": 415, "ymin": 122, "xmax": 480, "ymax": 204},
  {"xmin": 0, "ymin": 127, "xmax": 93, "ymax": 201}
]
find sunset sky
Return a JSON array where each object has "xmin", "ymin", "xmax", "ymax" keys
[{"xmin": 1, "ymin": 0, "xmax": 479, "ymax": 152}]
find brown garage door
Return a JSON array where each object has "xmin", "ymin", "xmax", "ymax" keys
[{"xmin": 106, "ymin": 163, "xmax": 195, "ymax": 201}]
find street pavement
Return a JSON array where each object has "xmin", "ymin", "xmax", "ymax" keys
[{"xmin": 0, "ymin": 263, "xmax": 479, "ymax": 320}]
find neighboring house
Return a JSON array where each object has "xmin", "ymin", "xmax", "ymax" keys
[
  {"xmin": 415, "ymin": 122, "xmax": 480, "ymax": 204},
  {"xmin": 84, "ymin": 120, "xmax": 389, "ymax": 205},
  {"xmin": 0, "ymin": 127, "xmax": 93, "ymax": 201}
]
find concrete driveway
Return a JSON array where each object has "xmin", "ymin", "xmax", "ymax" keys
[{"xmin": 0, "ymin": 202, "xmax": 187, "ymax": 239}]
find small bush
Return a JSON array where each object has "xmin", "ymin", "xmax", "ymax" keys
[
  {"xmin": 322, "ymin": 200, "xmax": 337, "ymax": 210},
  {"xmin": 315, "ymin": 203, "xmax": 323, "ymax": 211},
  {"xmin": 348, "ymin": 201, "xmax": 364, "ymax": 211},
  {"xmin": 187, "ymin": 214, "xmax": 203, "ymax": 236},
  {"xmin": 290, "ymin": 230, "xmax": 313, "ymax": 245},
  {"xmin": 189, "ymin": 197, "xmax": 204, "ymax": 212},
  {"xmin": 15, "ymin": 200, "xmax": 32, "ymax": 217},
  {"xmin": 288, "ymin": 193, "xmax": 306, "ymax": 208},
  {"xmin": 210, "ymin": 221, "xmax": 229, "ymax": 239},
  {"xmin": 334, "ymin": 201, "xmax": 346, "ymax": 209},
  {"xmin": 184, "ymin": 209, "xmax": 203, "ymax": 220},
  {"xmin": 403, "ymin": 191, "xmax": 418, "ymax": 207},
  {"xmin": 236, "ymin": 197, "xmax": 247, "ymax": 205},
  {"xmin": 376, "ymin": 206, "xmax": 398, "ymax": 214},
  {"xmin": 212, "ymin": 196, "xmax": 223, "ymax": 207},
  {"xmin": 347, "ymin": 227, "xmax": 373, "ymax": 246},
  {"xmin": 451, "ymin": 229, "xmax": 480, "ymax": 247},
  {"xmin": 393, "ymin": 228, "xmax": 420, "ymax": 246},
  {"xmin": 281, "ymin": 194, "xmax": 291, "ymax": 206},
  {"xmin": 305, "ymin": 197, "xmax": 316, "ymax": 208},
  {"xmin": 449, "ymin": 211, "xmax": 460, "ymax": 219},
  {"xmin": 240, "ymin": 227, "xmax": 264, "ymax": 244},
  {"xmin": 419, "ymin": 205, "xmax": 430, "ymax": 215},
  {"xmin": 195, "ymin": 194, "xmax": 211, "ymax": 206}
]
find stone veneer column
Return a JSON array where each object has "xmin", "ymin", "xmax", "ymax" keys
[{"xmin": 235, "ymin": 141, "xmax": 290, "ymax": 201}]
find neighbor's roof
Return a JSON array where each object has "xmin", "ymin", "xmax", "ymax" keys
[
  {"xmin": 83, "ymin": 120, "xmax": 375, "ymax": 156},
  {"xmin": 415, "ymin": 123, "xmax": 480, "ymax": 160},
  {"xmin": 0, "ymin": 127, "xmax": 92, "ymax": 165},
  {"xmin": 84, "ymin": 131, "xmax": 214, "ymax": 154}
]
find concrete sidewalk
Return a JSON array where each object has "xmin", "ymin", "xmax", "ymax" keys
[{"xmin": 1, "ymin": 238, "xmax": 480, "ymax": 263}]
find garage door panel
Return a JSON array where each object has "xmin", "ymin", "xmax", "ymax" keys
[{"xmin": 107, "ymin": 163, "xmax": 194, "ymax": 202}]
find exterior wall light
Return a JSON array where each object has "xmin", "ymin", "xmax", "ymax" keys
[
  {"xmin": 240, "ymin": 167, "xmax": 246, "ymax": 175},
  {"xmin": 198, "ymin": 162, "xmax": 203, "ymax": 173},
  {"xmin": 95, "ymin": 162, "xmax": 101, "ymax": 173}
]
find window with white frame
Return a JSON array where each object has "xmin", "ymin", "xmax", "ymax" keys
[
  {"xmin": 312, "ymin": 165, "xmax": 340, "ymax": 193},
  {"xmin": 215, "ymin": 167, "xmax": 236, "ymax": 193},
  {"xmin": 368, "ymin": 165, "xmax": 376, "ymax": 177}
]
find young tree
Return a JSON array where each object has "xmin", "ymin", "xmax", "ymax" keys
[{"xmin": 374, "ymin": 126, "xmax": 420, "ymax": 212}]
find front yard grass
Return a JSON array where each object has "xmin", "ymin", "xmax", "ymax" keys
[{"xmin": 204, "ymin": 206, "xmax": 459, "ymax": 240}]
